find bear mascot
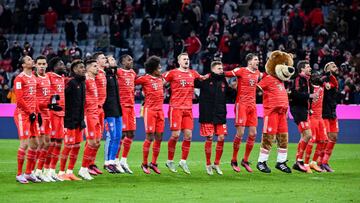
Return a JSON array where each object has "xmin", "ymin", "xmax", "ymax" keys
[{"xmin": 256, "ymin": 50, "xmax": 295, "ymax": 173}]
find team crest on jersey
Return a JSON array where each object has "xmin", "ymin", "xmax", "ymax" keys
[{"xmin": 16, "ymin": 82, "xmax": 22, "ymax": 89}]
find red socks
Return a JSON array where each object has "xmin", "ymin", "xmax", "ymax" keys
[
  {"xmin": 59, "ymin": 144, "xmax": 72, "ymax": 171},
  {"xmin": 17, "ymin": 148, "xmax": 26, "ymax": 176},
  {"xmin": 142, "ymin": 139, "xmax": 151, "ymax": 165},
  {"xmin": 205, "ymin": 140, "xmax": 212, "ymax": 165},
  {"xmin": 50, "ymin": 142, "xmax": 62, "ymax": 169},
  {"xmin": 37, "ymin": 149, "xmax": 48, "ymax": 170},
  {"xmin": 322, "ymin": 141, "xmax": 336, "ymax": 164},
  {"xmin": 68, "ymin": 144, "xmax": 80, "ymax": 170},
  {"xmin": 304, "ymin": 140, "xmax": 314, "ymax": 164},
  {"xmin": 296, "ymin": 139, "xmax": 308, "ymax": 161},
  {"xmin": 167, "ymin": 136, "xmax": 178, "ymax": 161},
  {"xmin": 244, "ymin": 134, "xmax": 255, "ymax": 162},
  {"xmin": 152, "ymin": 140, "xmax": 161, "ymax": 164},
  {"xmin": 181, "ymin": 139, "xmax": 191, "ymax": 160},
  {"xmin": 25, "ymin": 148, "xmax": 37, "ymax": 174},
  {"xmin": 232, "ymin": 135, "xmax": 241, "ymax": 162},
  {"xmin": 214, "ymin": 140, "xmax": 224, "ymax": 165},
  {"xmin": 312, "ymin": 142, "xmax": 325, "ymax": 163},
  {"xmin": 82, "ymin": 144, "xmax": 97, "ymax": 168},
  {"xmin": 44, "ymin": 142, "xmax": 55, "ymax": 169},
  {"xmin": 122, "ymin": 137, "xmax": 133, "ymax": 159}
]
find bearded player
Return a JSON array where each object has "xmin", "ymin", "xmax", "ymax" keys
[{"xmin": 224, "ymin": 53, "xmax": 261, "ymax": 173}]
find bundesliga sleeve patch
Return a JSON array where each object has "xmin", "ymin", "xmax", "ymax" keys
[{"xmin": 16, "ymin": 82, "xmax": 22, "ymax": 89}]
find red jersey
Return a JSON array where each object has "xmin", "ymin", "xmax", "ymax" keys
[
  {"xmin": 225, "ymin": 67, "xmax": 260, "ymax": 105},
  {"xmin": 163, "ymin": 68, "xmax": 201, "ymax": 109},
  {"xmin": 258, "ymin": 75, "xmax": 288, "ymax": 115},
  {"xmin": 85, "ymin": 76, "xmax": 99, "ymax": 115},
  {"xmin": 14, "ymin": 72, "xmax": 37, "ymax": 115},
  {"xmin": 95, "ymin": 69, "xmax": 107, "ymax": 107},
  {"xmin": 135, "ymin": 74, "xmax": 164, "ymax": 110},
  {"xmin": 311, "ymin": 85, "xmax": 324, "ymax": 119},
  {"xmin": 36, "ymin": 74, "xmax": 51, "ymax": 119},
  {"xmin": 117, "ymin": 68, "xmax": 136, "ymax": 107},
  {"xmin": 47, "ymin": 72, "xmax": 65, "ymax": 116}
]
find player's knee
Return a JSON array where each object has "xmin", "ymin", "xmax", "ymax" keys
[
  {"xmin": 218, "ymin": 135, "xmax": 225, "ymax": 141},
  {"xmin": 155, "ymin": 133, "xmax": 163, "ymax": 141},
  {"xmin": 329, "ymin": 134, "xmax": 337, "ymax": 142},
  {"xmin": 206, "ymin": 136, "xmax": 213, "ymax": 141}
]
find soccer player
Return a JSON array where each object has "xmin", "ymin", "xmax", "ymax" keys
[
  {"xmin": 307, "ymin": 71, "xmax": 327, "ymax": 173},
  {"xmin": 14, "ymin": 56, "xmax": 41, "ymax": 183},
  {"xmin": 116, "ymin": 54, "xmax": 137, "ymax": 174},
  {"xmin": 321, "ymin": 62, "xmax": 339, "ymax": 172},
  {"xmin": 57, "ymin": 60, "xmax": 86, "ymax": 181},
  {"xmin": 224, "ymin": 53, "xmax": 261, "ymax": 173},
  {"xmin": 79, "ymin": 59, "xmax": 101, "ymax": 180},
  {"xmin": 163, "ymin": 52, "xmax": 206, "ymax": 174},
  {"xmin": 45, "ymin": 57, "xmax": 67, "ymax": 181},
  {"xmin": 196, "ymin": 61, "xmax": 228, "ymax": 175},
  {"xmin": 135, "ymin": 56, "xmax": 164, "ymax": 174},
  {"xmin": 103, "ymin": 55, "xmax": 124, "ymax": 173},
  {"xmin": 86, "ymin": 52, "xmax": 107, "ymax": 175},
  {"xmin": 33, "ymin": 55, "xmax": 53, "ymax": 182},
  {"xmin": 289, "ymin": 60, "xmax": 318, "ymax": 172}
]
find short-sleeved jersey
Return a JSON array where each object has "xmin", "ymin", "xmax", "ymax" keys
[
  {"xmin": 258, "ymin": 75, "xmax": 288, "ymax": 114},
  {"xmin": 225, "ymin": 67, "xmax": 260, "ymax": 105},
  {"xmin": 163, "ymin": 68, "xmax": 201, "ymax": 109},
  {"xmin": 85, "ymin": 76, "xmax": 99, "ymax": 115},
  {"xmin": 311, "ymin": 85, "xmax": 324, "ymax": 119},
  {"xmin": 36, "ymin": 74, "xmax": 51, "ymax": 118},
  {"xmin": 14, "ymin": 72, "xmax": 37, "ymax": 115},
  {"xmin": 95, "ymin": 69, "xmax": 107, "ymax": 107},
  {"xmin": 117, "ymin": 68, "xmax": 136, "ymax": 107},
  {"xmin": 47, "ymin": 72, "xmax": 65, "ymax": 116},
  {"xmin": 135, "ymin": 74, "xmax": 164, "ymax": 110}
]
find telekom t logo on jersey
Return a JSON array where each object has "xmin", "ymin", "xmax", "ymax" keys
[
  {"xmin": 180, "ymin": 80, "xmax": 187, "ymax": 87},
  {"xmin": 29, "ymin": 87, "xmax": 34, "ymax": 95},
  {"xmin": 125, "ymin": 78, "xmax": 131, "ymax": 86},
  {"xmin": 249, "ymin": 79, "xmax": 255, "ymax": 86},
  {"xmin": 57, "ymin": 84, "xmax": 63, "ymax": 92},
  {"xmin": 152, "ymin": 83, "xmax": 158, "ymax": 90},
  {"xmin": 42, "ymin": 88, "xmax": 49, "ymax": 96}
]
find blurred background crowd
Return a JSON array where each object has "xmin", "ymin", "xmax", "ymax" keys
[{"xmin": 0, "ymin": 0, "xmax": 359, "ymax": 104}]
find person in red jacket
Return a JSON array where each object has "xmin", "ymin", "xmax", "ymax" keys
[
  {"xmin": 44, "ymin": 6, "xmax": 58, "ymax": 33},
  {"xmin": 185, "ymin": 31, "xmax": 202, "ymax": 64}
]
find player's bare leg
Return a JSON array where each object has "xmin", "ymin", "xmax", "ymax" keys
[
  {"xmin": 149, "ymin": 132, "xmax": 162, "ymax": 174},
  {"xmin": 141, "ymin": 133, "xmax": 153, "ymax": 174},
  {"xmin": 213, "ymin": 134, "xmax": 224, "ymax": 175},
  {"xmin": 204, "ymin": 135, "xmax": 213, "ymax": 175},
  {"xmin": 294, "ymin": 129, "xmax": 312, "ymax": 172},
  {"xmin": 120, "ymin": 131, "xmax": 134, "ymax": 174},
  {"xmin": 166, "ymin": 130, "xmax": 180, "ymax": 173},
  {"xmin": 241, "ymin": 126, "xmax": 256, "ymax": 172},
  {"xmin": 231, "ymin": 126, "xmax": 244, "ymax": 172},
  {"xmin": 179, "ymin": 129, "xmax": 192, "ymax": 174},
  {"xmin": 321, "ymin": 132, "xmax": 338, "ymax": 172}
]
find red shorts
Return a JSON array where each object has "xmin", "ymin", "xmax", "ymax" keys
[
  {"xmin": 297, "ymin": 120, "xmax": 311, "ymax": 133},
  {"xmin": 121, "ymin": 105, "xmax": 136, "ymax": 131},
  {"xmin": 50, "ymin": 114, "xmax": 64, "ymax": 139},
  {"xmin": 143, "ymin": 107, "xmax": 164, "ymax": 133},
  {"xmin": 235, "ymin": 103, "xmax": 258, "ymax": 127},
  {"xmin": 263, "ymin": 111, "xmax": 288, "ymax": 134},
  {"xmin": 324, "ymin": 118, "xmax": 339, "ymax": 133},
  {"xmin": 310, "ymin": 117, "xmax": 328, "ymax": 141},
  {"xmin": 200, "ymin": 123, "xmax": 227, "ymax": 136},
  {"xmin": 168, "ymin": 107, "xmax": 193, "ymax": 131},
  {"xmin": 14, "ymin": 113, "xmax": 40, "ymax": 140},
  {"xmin": 64, "ymin": 128, "xmax": 83, "ymax": 145},
  {"xmin": 84, "ymin": 114, "xmax": 101, "ymax": 140},
  {"xmin": 40, "ymin": 118, "xmax": 52, "ymax": 135},
  {"xmin": 98, "ymin": 107, "xmax": 105, "ymax": 133}
]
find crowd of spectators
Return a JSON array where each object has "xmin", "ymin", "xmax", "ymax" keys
[{"xmin": 0, "ymin": 0, "xmax": 359, "ymax": 104}]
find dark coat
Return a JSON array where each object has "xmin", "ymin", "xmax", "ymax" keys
[
  {"xmin": 103, "ymin": 67, "xmax": 122, "ymax": 118},
  {"xmin": 322, "ymin": 75, "xmax": 339, "ymax": 119},
  {"xmin": 64, "ymin": 75, "xmax": 86, "ymax": 129},
  {"xmin": 289, "ymin": 74, "xmax": 313, "ymax": 124},
  {"xmin": 196, "ymin": 72, "xmax": 228, "ymax": 124}
]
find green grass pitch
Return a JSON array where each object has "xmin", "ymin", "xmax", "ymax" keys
[{"xmin": 0, "ymin": 139, "xmax": 359, "ymax": 202}]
